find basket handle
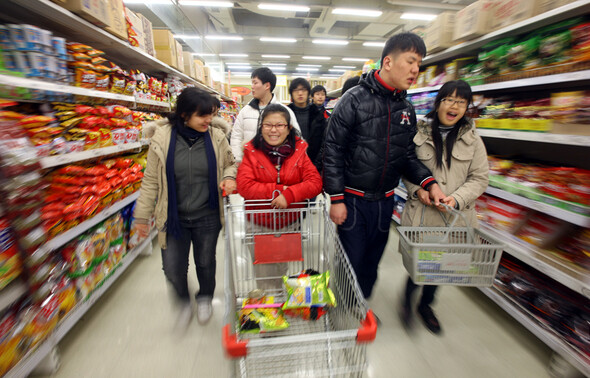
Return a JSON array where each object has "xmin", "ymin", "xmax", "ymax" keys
[{"xmin": 421, "ymin": 204, "xmax": 476, "ymax": 244}]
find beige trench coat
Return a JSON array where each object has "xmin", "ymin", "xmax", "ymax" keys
[
  {"xmin": 134, "ymin": 118, "xmax": 237, "ymax": 249},
  {"xmin": 400, "ymin": 119, "xmax": 489, "ymax": 228}
]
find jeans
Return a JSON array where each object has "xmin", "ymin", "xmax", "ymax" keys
[
  {"xmin": 337, "ymin": 195, "xmax": 395, "ymax": 299},
  {"xmin": 162, "ymin": 213, "xmax": 221, "ymax": 303},
  {"xmin": 404, "ymin": 276, "xmax": 439, "ymax": 308}
]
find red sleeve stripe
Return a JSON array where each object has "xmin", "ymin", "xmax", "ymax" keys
[
  {"xmin": 331, "ymin": 194, "xmax": 344, "ymax": 201},
  {"xmin": 344, "ymin": 188, "xmax": 365, "ymax": 197},
  {"xmin": 420, "ymin": 177, "xmax": 436, "ymax": 188}
]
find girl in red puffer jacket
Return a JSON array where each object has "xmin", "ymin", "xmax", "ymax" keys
[{"xmin": 237, "ymin": 104, "xmax": 323, "ymax": 228}]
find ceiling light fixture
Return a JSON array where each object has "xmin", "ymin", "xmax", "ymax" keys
[
  {"xmin": 400, "ymin": 13, "xmax": 437, "ymax": 21},
  {"xmin": 192, "ymin": 53, "xmax": 216, "ymax": 56},
  {"xmin": 205, "ymin": 35, "xmax": 243, "ymax": 41},
  {"xmin": 262, "ymin": 62, "xmax": 287, "ymax": 66},
  {"xmin": 329, "ymin": 68, "xmax": 347, "ymax": 72},
  {"xmin": 296, "ymin": 67, "xmax": 319, "ymax": 71},
  {"xmin": 332, "ymin": 8, "xmax": 382, "ymax": 17},
  {"xmin": 219, "ymin": 53, "xmax": 248, "ymax": 57},
  {"xmin": 342, "ymin": 57, "xmax": 370, "ymax": 62},
  {"xmin": 260, "ymin": 37, "xmax": 297, "ymax": 43},
  {"xmin": 312, "ymin": 39, "xmax": 349, "ymax": 45},
  {"xmin": 302, "ymin": 56, "xmax": 331, "ymax": 60},
  {"xmin": 333, "ymin": 65, "xmax": 355, "ymax": 69},
  {"xmin": 258, "ymin": 3, "xmax": 310, "ymax": 12},
  {"xmin": 261, "ymin": 54, "xmax": 290, "ymax": 59},
  {"xmin": 174, "ymin": 34, "xmax": 201, "ymax": 39},
  {"xmin": 363, "ymin": 41, "xmax": 385, "ymax": 47},
  {"xmin": 179, "ymin": 1, "xmax": 234, "ymax": 7},
  {"xmin": 298, "ymin": 64, "xmax": 321, "ymax": 67}
]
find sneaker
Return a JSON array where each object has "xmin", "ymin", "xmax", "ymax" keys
[
  {"xmin": 399, "ymin": 301, "xmax": 413, "ymax": 329},
  {"xmin": 196, "ymin": 297, "xmax": 213, "ymax": 325},
  {"xmin": 175, "ymin": 303, "xmax": 193, "ymax": 331},
  {"xmin": 417, "ymin": 305, "xmax": 441, "ymax": 334}
]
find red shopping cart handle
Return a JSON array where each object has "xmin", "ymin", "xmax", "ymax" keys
[
  {"xmin": 357, "ymin": 309, "xmax": 377, "ymax": 343},
  {"xmin": 223, "ymin": 324, "xmax": 248, "ymax": 358}
]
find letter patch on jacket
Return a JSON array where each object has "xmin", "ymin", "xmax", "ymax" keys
[{"xmin": 400, "ymin": 111, "xmax": 411, "ymax": 126}]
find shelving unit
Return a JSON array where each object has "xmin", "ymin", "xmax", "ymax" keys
[
  {"xmin": 479, "ymin": 286, "xmax": 590, "ymax": 377},
  {"xmin": 4, "ymin": 229, "xmax": 157, "ymax": 378},
  {"xmin": 0, "ymin": 279, "xmax": 28, "ymax": 314},
  {"xmin": 477, "ymin": 129, "xmax": 590, "ymax": 147},
  {"xmin": 479, "ymin": 222, "xmax": 590, "ymax": 299},
  {"xmin": 395, "ymin": 187, "xmax": 408, "ymax": 201},
  {"xmin": 40, "ymin": 140, "xmax": 149, "ymax": 169},
  {"xmin": 1, "ymin": 0, "xmax": 233, "ymax": 102}
]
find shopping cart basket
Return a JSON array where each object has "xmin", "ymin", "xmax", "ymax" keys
[
  {"xmin": 222, "ymin": 196, "xmax": 377, "ymax": 377},
  {"xmin": 397, "ymin": 204, "xmax": 504, "ymax": 287}
]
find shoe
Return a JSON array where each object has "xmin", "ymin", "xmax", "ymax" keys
[
  {"xmin": 417, "ymin": 305, "xmax": 441, "ymax": 334},
  {"xmin": 196, "ymin": 297, "xmax": 213, "ymax": 325},
  {"xmin": 400, "ymin": 301, "xmax": 413, "ymax": 328},
  {"xmin": 175, "ymin": 303, "xmax": 193, "ymax": 331}
]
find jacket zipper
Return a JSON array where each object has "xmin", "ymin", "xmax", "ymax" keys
[
  {"xmin": 378, "ymin": 102, "xmax": 392, "ymax": 190},
  {"xmin": 187, "ymin": 141, "xmax": 192, "ymax": 215}
]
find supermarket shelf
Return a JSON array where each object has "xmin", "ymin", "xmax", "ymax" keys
[
  {"xmin": 485, "ymin": 186, "xmax": 590, "ymax": 227},
  {"xmin": 477, "ymin": 129, "xmax": 590, "ymax": 147},
  {"xmin": 395, "ymin": 187, "xmax": 408, "ymax": 201},
  {"xmin": 479, "ymin": 222, "xmax": 590, "ymax": 299},
  {"xmin": 408, "ymin": 70, "xmax": 590, "ymax": 95},
  {"xmin": 0, "ymin": 73, "xmax": 135, "ymax": 103},
  {"xmin": 3, "ymin": 0, "xmax": 233, "ymax": 101},
  {"xmin": 40, "ymin": 141, "xmax": 148, "ymax": 169},
  {"xmin": 422, "ymin": 0, "xmax": 590, "ymax": 65},
  {"xmin": 5, "ymin": 229, "xmax": 157, "ymax": 378},
  {"xmin": 392, "ymin": 214, "xmax": 401, "ymax": 225},
  {"xmin": 0, "ymin": 279, "xmax": 28, "ymax": 314},
  {"xmin": 134, "ymin": 98, "xmax": 172, "ymax": 112},
  {"xmin": 36, "ymin": 192, "xmax": 140, "ymax": 259},
  {"xmin": 480, "ymin": 286, "xmax": 590, "ymax": 377}
]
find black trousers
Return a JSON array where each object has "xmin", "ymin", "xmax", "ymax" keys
[{"xmin": 404, "ymin": 276, "xmax": 438, "ymax": 308}]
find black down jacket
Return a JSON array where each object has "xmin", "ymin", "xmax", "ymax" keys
[{"xmin": 322, "ymin": 69, "xmax": 434, "ymax": 203}]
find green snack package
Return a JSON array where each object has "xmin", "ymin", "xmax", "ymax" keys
[
  {"xmin": 239, "ymin": 296, "xmax": 289, "ymax": 334},
  {"xmin": 282, "ymin": 270, "xmax": 336, "ymax": 310}
]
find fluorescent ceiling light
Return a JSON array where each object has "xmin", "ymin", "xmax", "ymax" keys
[
  {"xmin": 192, "ymin": 53, "xmax": 216, "ymax": 56},
  {"xmin": 332, "ymin": 8, "xmax": 382, "ymax": 17},
  {"xmin": 219, "ymin": 53, "xmax": 248, "ymax": 57},
  {"xmin": 225, "ymin": 62, "xmax": 250, "ymax": 65},
  {"xmin": 333, "ymin": 65, "xmax": 355, "ymax": 69},
  {"xmin": 206, "ymin": 35, "xmax": 243, "ymax": 41},
  {"xmin": 260, "ymin": 37, "xmax": 297, "ymax": 43},
  {"xmin": 126, "ymin": 0, "xmax": 171, "ymax": 3},
  {"xmin": 262, "ymin": 62, "xmax": 286, "ymax": 66},
  {"xmin": 261, "ymin": 54, "xmax": 290, "ymax": 59},
  {"xmin": 266, "ymin": 67, "xmax": 285, "ymax": 70},
  {"xmin": 174, "ymin": 34, "xmax": 200, "ymax": 39},
  {"xmin": 400, "ymin": 13, "xmax": 437, "ymax": 21},
  {"xmin": 258, "ymin": 3, "xmax": 310, "ymax": 12},
  {"xmin": 296, "ymin": 67, "xmax": 319, "ymax": 71},
  {"xmin": 227, "ymin": 66, "xmax": 251, "ymax": 70},
  {"xmin": 298, "ymin": 64, "xmax": 321, "ymax": 67},
  {"xmin": 179, "ymin": 1, "xmax": 234, "ymax": 6},
  {"xmin": 363, "ymin": 41, "xmax": 385, "ymax": 47},
  {"xmin": 312, "ymin": 39, "xmax": 348, "ymax": 46},
  {"xmin": 329, "ymin": 68, "xmax": 347, "ymax": 72},
  {"xmin": 302, "ymin": 56, "xmax": 331, "ymax": 60},
  {"xmin": 342, "ymin": 57, "xmax": 369, "ymax": 62}
]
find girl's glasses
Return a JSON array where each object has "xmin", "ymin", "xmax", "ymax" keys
[
  {"xmin": 262, "ymin": 123, "xmax": 288, "ymax": 130},
  {"xmin": 441, "ymin": 98, "xmax": 468, "ymax": 107}
]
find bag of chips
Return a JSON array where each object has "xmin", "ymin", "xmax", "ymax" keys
[{"xmin": 282, "ymin": 269, "xmax": 336, "ymax": 311}]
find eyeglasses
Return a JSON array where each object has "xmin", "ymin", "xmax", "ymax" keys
[
  {"xmin": 262, "ymin": 123, "xmax": 288, "ymax": 130},
  {"xmin": 441, "ymin": 98, "xmax": 468, "ymax": 107}
]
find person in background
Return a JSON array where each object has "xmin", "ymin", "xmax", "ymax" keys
[
  {"xmin": 400, "ymin": 80, "xmax": 488, "ymax": 334},
  {"xmin": 322, "ymin": 32, "xmax": 446, "ymax": 300},
  {"xmin": 133, "ymin": 88, "xmax": 237, "ymax": 328},
  {"xmin": 341, "ymin": 76, "xmax": 360, "ymax": 96},
  {"xmin": 311, "ymin": 85, "xmax": 327, "ymax": 107},
  {"xmin": 231, "ymin": 67, "xmax": 299, "ymax": 163},
  {"xmin": 211, "ymin": 97, "xmax": 232, "ymax": 138},
  {"xmin": 287, "ymin": 78, "xmax": 328, "ymax": 171}
]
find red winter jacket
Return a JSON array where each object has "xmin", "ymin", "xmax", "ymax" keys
[{"xmin": 237, "ymin": 137, "xmax": 323, "ymax": 228}]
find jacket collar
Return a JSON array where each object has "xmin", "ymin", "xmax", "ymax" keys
[
  {"xmin": 248, "ymin": 93, "xmax": 276, "ymax": 110},
  {"xmin": 415, "ymin": 118, "xmax": 476, "ymax": 146},
  {"xmin": 359, "ymin": 69, "xmax": 407, "ymax": 100}
]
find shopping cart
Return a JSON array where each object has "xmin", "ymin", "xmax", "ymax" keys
[
  {"xmin": 397, "ymin": 204, "xmax": 504, "ymax": 287},
  {"xmin": 222, "ymin": 196, "xmax": 377, "ymax": 377}
]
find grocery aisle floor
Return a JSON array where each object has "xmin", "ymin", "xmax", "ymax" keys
[{"xmin": 47, "ymin": 221, "xmax": 553, "ymax": 378}]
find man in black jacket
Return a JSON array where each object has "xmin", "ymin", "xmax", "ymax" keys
[
  {"xmin": 288, "ymin": 78, "xmax": 328, "ymax": 171},
  {"xmin": 323, "ymin": 32, "xmax": 446, "ymax": 299}
]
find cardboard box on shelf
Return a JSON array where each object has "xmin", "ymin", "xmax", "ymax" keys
[
  {"xmin": 175, "ymin": 40, "xmax": 184, "ymax": 72},
  {"xmin": 183, "ymin": 52, "xmax": 196, "ymax": 78},
  {"xmin": 104, "ymin": 0, "xmax": 127, "ymax": 41},
  {"xmin": 538, "ymin": 0, "xmax": 577, "ymax": 13},
  {"xmin": 453, "ymin": 0, "xmax": 497, "ymax": 42},
  {"xmin": 424, "ymin": 12, "xmax": 455, "ymax": 53},
  {"xmin": 194, "ymin": 59, "xmax": 205, "ymax": 82},
  {"xmin": 61, "ymin": 0, "xmax": 109, "ymax": 27},
  {"xmin": 491, "ymin": 0, "xmax": 541, "ymax": 31},
  {"xmin": 152, "ymin": 29, "xmax": 175, "ymax": 49},
  {"xmin": 155, "ymin": 48, "xmax": 176, "ymax": 68},
  {"xmin": 203, "ymin": 66, "xmax": 213, "ymax": 87},
  {"xmin": 125, "ymin": 7, "xmax": 145, "ymax": 51},
  {"xmin": 137, "ymin": 13, "xmax": 155, "ymax": 56}
]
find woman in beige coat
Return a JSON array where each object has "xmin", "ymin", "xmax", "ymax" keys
[
  {"xmin": 400, "ymin": 80, "xmax": 489, "ymax": 334},
  {"xmin": 133, "ymin": 88, "xmax": 237, "ymax": 327}
]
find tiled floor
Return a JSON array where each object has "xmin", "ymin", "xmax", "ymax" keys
[{"xmin": 49, "ymin": 220, "xmax": 553, "ymax": 377}]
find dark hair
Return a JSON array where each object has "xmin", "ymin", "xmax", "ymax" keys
[
  {"xmin": 168, "ymin": 87, "xmax": 216, "ymax": 125},
  {"xmin": 341, "ymin": 76, "xmax": 360, "ymax": 96},
  {"xmin": 425, "ymin": 80, "xmax": 473, "ymax": 169},
  {"xmin": 212, "ymin": 97, "xmax": 221, "ymax": 109},
  {"xmin": 381, "ymin": 32, "xmax": 427, "ymax": 64},
  {"xmin": 289, "ymin": 78, "xmax": 311, "ymax": 99},
  {"xmin": 252, "ymin": 104, "xmax": 299, "ymax": 149},
  {"xmin": 251, "ymin": 67, "xmax": 277, "ymax": 92},
  {"xmin": 311, "ymin": 85, "xmax": 326, "ymax": 97}
]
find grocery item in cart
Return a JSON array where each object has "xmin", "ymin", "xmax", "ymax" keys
[
  {"xmin": 282, "ymin": 269, "xmax": 336, "ymax": 311},
  {"xmin": 239, "ymin": 290, "xmax": 289, "ymax": 334}
]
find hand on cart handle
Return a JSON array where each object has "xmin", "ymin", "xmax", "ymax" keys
[
  {"xmin": 220, "ymin": 178, "xmax": 237, "ymax": 195},
  {"xmin": 271, "ymin": 194, "xmax": 288, "ymax": 209},
  {"xmin": 440, "ymin": 196, "xmax": 456, "ymax": 211},
  {"xmin": 427, "ymin": 183, "xmax": 446, "ymax": 207},
  {"xmin": 416, "ymin": 188, "xmax": 431, "ymax": 206}
]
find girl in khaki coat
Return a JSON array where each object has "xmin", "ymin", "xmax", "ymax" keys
[
  {"xmin": 133, "ymin": 88, "xmax": 237, "ymax": 327},
  {"xmin": 400, "ymin": 80, "xmax": 489, "ymax": 334}
]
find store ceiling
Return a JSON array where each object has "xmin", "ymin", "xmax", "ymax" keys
[{"xmin": 128, "ymin": 0, "xmax": 477, "ymax": 79}]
